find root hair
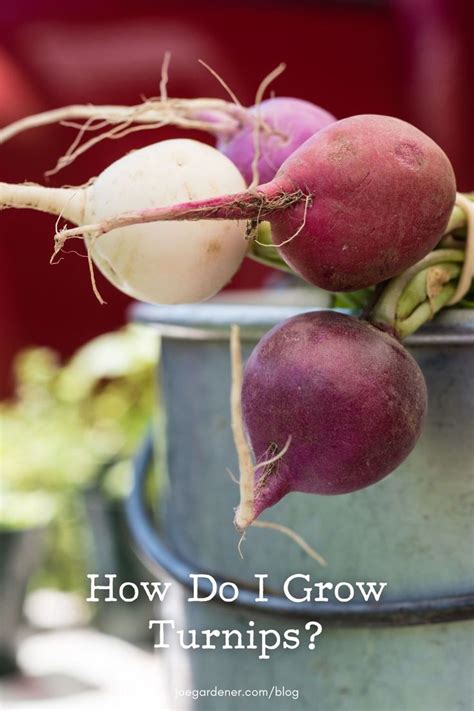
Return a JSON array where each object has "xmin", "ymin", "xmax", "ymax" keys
[
  {"xmin": 249, "ymin": 62, "xmax": 286, "ymax": 191},
  {"xmin": 251, "ymin": 520, "xmax": 327, "ymax": 567},
  {"xmin": 160, "ymin": 51, "xmax": 172, "ymax": 101},
  {"xmin": 198, "ymin": 59, "xmax": 242, "ymax": 107}
]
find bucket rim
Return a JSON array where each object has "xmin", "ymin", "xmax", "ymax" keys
[{"xmin": 130, "ymin": 297, "xmax": 474, "ymax": 345}]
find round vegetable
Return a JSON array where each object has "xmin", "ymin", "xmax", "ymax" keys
[
  {"xmin": 70, "ymin": 115, "xmax": 456, "ymax": 292},
  {"xmin": 272, "ymin": 115, "xmax": 456, "ymax": 290},
  {"xmin": 237, "ymin": 310, "xmax": 427, "ymax": 526},
  {"xmin": 216, "ymin": 97, "xmax": 335, "ymax": 184},
  {"xmin": 86, "ymin": 139, "xmax": 248, "ymax": 303},
  {"xmin": 0, "ymin": 139, "xmax": 248, "ymax": 304}
]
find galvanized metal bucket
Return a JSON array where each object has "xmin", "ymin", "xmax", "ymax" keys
[{"xmin": 128, "ymin": 294, "xmax": 474, "ymax": 711}]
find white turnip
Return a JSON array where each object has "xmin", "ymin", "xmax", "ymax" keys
[{"xmin": 0, "ymin": 139, "xmax": 248, "ymax": 304}]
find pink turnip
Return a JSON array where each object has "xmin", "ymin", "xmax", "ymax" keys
[{"xmin": 215, "ymin": 96, "xmax": 335, "ymax": 184}]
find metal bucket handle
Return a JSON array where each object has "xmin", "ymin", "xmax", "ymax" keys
[{"xmin": 126, "ymin": 434, "xmax": 474, "ymax": 628}]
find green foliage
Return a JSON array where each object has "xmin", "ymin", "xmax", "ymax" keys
[
  {"xmin": 331, "ymin": 288, "xmax": 373, "ymax": 311},
  {"xmin": 0, "ymin": 325, "xmax": 157, "ymax": 589},
  {"xmin": 0, "ymin": 491, "xmax": 55, "ymax": 530}
]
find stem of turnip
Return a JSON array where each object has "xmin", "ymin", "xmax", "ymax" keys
[
  {"xmin": 396, "ymin": 263, "xmax": 461, "ymax": 319},
  {"xmin": 369, "ymin": 249, "xmax": 465, "ymax": 338},
  {"xmin": 370, "ymin": 193, "xmax": 474, "ymax": 337},
  {"xmin": 0, "ymin": 182, "xmax": 84, "ymax": 223},
  {"xmin": 396, "ymin": 283, "xmax": 457, "ymax": 338},
  {"xmin": 446, "ymin": 193, "xmax": 474, "ymax": 303},
  {"xmin": 444, "ymin": 192, "xmax": 474, "ymax": 233}
]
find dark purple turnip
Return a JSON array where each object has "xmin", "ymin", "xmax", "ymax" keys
[{"xmin": 235, "ymin": 310, "xmax": 427, "ymax": 529}]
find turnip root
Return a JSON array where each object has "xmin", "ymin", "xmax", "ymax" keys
[
  {"xmin": 64, "ymin": 115, "xmax": 456, "ymax": 292},
  {"xmin": 0, "ymin": 99, "xmax": 245, "ymax": 146},
  {"xmin": 0, "ymin": 139, "xmax": 248, "ymax": 304},
  {"xmin": 234, "ymin": 310, "xmax": 427, "ymax": 531},
  {"xmin": 0, "ymin": 96, "xmax": 335, "ymax": 184}
]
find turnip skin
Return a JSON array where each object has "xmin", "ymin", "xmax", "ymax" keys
[
  {"xmin": 241, "ymin": 310, "xmax": 427, "ymax": 520},
  {"xmin": 271, "ymin": 114, "xmax": 457, "ymax": 290},
  {"xmin": 216, "ymin": 97, "xmax": 336, "ymax": 184},
  {"xmin": 86, "ymin": 139, "xmax": 248, "ymax": 304}
]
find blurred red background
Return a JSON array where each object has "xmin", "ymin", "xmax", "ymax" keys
[{"xmin": 0, "ymin": 0, "xmax": 473, "ymax": 396}]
